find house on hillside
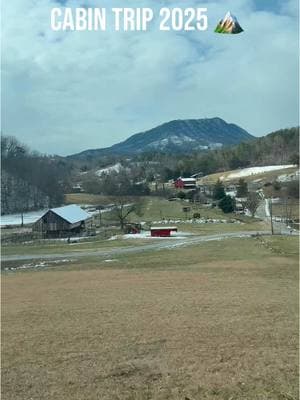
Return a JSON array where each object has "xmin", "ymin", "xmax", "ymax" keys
[
  {"xmin": 71, "ymin": 183, "xmax": 84, "ymax": 193},
  {"xmin": 33, "ymin": 204, "xmax": 92, "ymax": 237},
  {"xmin": 174, "ymin": 177, "xmax": 197, "ymax": 190}
]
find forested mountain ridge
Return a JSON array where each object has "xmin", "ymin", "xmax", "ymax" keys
[
  {"xmin": 68, "ymin": 117, "xmax": 254, "ymax": 160},
  {"xmin": 75, "ymin": 127, "xmax": 299, "ymax": 197},
  {"xmin": 129, "ymin": 127, "xmax": 299, "ymax": 179}
]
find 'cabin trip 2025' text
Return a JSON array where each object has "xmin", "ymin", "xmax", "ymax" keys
[{"xmin": 50, "ymin": 7, "xmax": 208, "ymax": 32}]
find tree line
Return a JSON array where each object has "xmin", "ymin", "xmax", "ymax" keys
[{"xmin": 1, "ymin": 136, "xmax": 72, "ymax": 214}]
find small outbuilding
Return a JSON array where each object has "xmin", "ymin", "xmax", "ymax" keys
[
  {"xmin": 150, "ymin": 226, "xmax": 177, "ymax": 237},
  {"xmin": 33, "ymin": 204, "xmax": 92, "ymax": 237}
]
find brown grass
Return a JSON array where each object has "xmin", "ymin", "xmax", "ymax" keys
[
  {"xmin": 2, "ymin": 237, "xmax": 299, "ymax": 400},
  {"xmin": 64, "ymin": 193, "xmax": 119, "ymax": 205},
  {"xmin": 272, "ymin": 203, "xmax": 299, "ymax": 219}
]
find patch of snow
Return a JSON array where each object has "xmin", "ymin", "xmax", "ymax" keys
[
  {"xmin": 5, "ymin": 259, "xmax": 74, "ymax": 271},
  {"xmin": 95, "ymin": 163, "xmax": 122, "ymax": 176},
  {"xmin": 109, "ymin": 231, "xmax": 193, "ymax": 240},
  {"xmin": 169, "ymin": 135, "xmax": 195, "ymax": 144},
  {"xmin": 151, "ymin": 218, "xmax": 242, "ymax": 225},
  {"xmin": 265, "ymin": 199, "xmax": 270, "ymax": 218},
  {"xmin": 226, "ymin": 165, "xmax": 296, "ymax": 180},
  {"xmin": 108, "ymin": 235, "xmax": 118, "ymax": 241},
  {"xmin": 277, "ymin": 170, "xmax": 299, "ymax": 182},
  {"xmin": 0, "ymin": 209, "xmax": 47, "ymax": 226}
]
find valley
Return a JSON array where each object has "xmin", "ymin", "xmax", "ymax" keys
[{"xmin": 1, "ymin": 123, "xmax": 299, "ymax": 400}]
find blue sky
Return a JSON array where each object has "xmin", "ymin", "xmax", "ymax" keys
[{"xmin": 2, "ymin": 0, "xmax": 299, "ymax": 155}]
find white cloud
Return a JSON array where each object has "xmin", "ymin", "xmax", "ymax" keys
[{"xmin": 2, "ymin": 0, "xmax": 299, "ymax": 155}]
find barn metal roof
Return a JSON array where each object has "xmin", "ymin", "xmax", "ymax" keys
[
  {"xmin": 176, "ymin": 177, "xmax": 196, "ymax": 182},
  {"xmin": 181, "ymin": 178, "xmax": 196, "ymax": 182},
  {"xmin": 50, "ymin": 205, "xmax": 91, "ymax": 224}
]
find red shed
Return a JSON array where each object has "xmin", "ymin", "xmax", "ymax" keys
[{"xmin": 150, "ymin": 226, "xmax": 177, "ymax": 237}]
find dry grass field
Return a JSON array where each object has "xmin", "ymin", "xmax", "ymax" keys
[
  {"xmin": 2, "ymin": 236, "xmax": 299, "ymax": 400},
  {"xmin": 65, "ymin": 193, "xmax": 120, "ymax": 205},
  {"xmin": 272, "ymin": 203, "xmax": 299, "ymax": 220}
]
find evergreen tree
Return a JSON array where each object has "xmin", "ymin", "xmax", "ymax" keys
[
  {"xmin": 219, "ymin": 195, "xmax": 236, "ymax": 213},
  {"xmin": 213, "ymin": 179, "xmax": 225, "ymax": 200}
]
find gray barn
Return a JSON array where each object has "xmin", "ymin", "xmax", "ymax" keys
[{"xmin": 33, "ymin": 205, "xmax": 91, "ymax": 237}]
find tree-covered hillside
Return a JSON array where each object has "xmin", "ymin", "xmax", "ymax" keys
[
  {"xmin": 1, "ymin": 136, "xmax": 72, "ymax": 215},
  {"xmin": 138, "ymin": 127, "xmax": 299, "ymax": 179}
]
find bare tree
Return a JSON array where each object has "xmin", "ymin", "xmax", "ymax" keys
[
  {"xmin": 112, "ymin": 197, "xmax": 144, "ymax": 231},
  {"xmin": 244, "ymin": 192, "xmax": 260, "ymax": 217}
]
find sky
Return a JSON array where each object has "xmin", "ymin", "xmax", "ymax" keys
[{"xmin": 2, "ymin": 0, "xmax": 299, "ymax": 156}]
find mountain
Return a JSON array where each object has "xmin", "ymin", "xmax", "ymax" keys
[
  {"xmin": 69, "ymin": 118, "xmax": 254, "ymax": 160},
  {"xmin": 215, "ymin": 11, "xmax": 244, "ymax": 34}
]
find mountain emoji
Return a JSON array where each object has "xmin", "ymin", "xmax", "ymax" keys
[{"xmin": 215, "ymin": 11, "xmax": 244, "ymax": 34}]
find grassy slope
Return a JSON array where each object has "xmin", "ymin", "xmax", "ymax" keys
[
  {"xmin": 200, "ymin": 167, "xmax": 298, "ymax": 185},
  {"xmin": 65, "ymin": 193, "xmax": 121, "ymax": 205},
  {"xmin": 2, "ymin": 236, "xmax": 299, "ymax": 400}
]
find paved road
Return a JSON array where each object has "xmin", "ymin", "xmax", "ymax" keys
[{"xmin": 2, "ymin": 231, "xmax": 272, "ymax": 263}]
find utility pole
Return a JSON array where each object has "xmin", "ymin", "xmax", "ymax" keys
[{"xmin": 269, "ymin": 199, "xmax": 274, "ymax": 235}]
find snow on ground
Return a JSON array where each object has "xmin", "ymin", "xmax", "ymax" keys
[
  {"xmin": 0, "ymin": 209, "xmax": 47, "ymax": 226},
  {"xmin": 225, "ymin": 165, "xmax": 296, "ymax": 180},
  {"xmin": 150, "ymin": 218, "xmax": 242, "ymax": 224},
  {"xmin": 109, "ymin": 231, "xmax": 193, "ymax": 240},
  {"xmin": 265, "ymin": 199, "xmax": 271, "ymax": 218},
  {"xmin": 95, "ymin": 163, "xmax": 122, "ymax": 176},
  {"xmin": 4, "ymin": 259, "xmax": 74, "ymax": 271},
  {"xmin": 277, "ymin": 170, "xmax": 299, "ymax": 182}
]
